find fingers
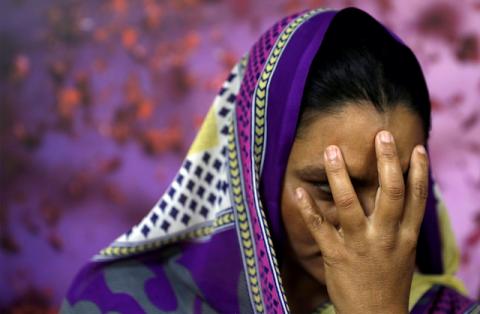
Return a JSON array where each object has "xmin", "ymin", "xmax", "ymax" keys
[
  {"xmin": 295, "ymin": 187, "xmax": 341, "ymax": 251},
  {"xmin": 373, "ymin": 131, "xmax": 405, "ymax": 230},
  {"xmin": 402, "ymin": 145, "xmax": 429, "ymax": 234},
  {"xmin": 323, "ymin": 146, "xmax": 366, "ymax": 236}
]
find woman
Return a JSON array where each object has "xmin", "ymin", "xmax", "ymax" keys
[{"xmin": 61, "ymin": 7, "xmax": 479, "ymax": 314}]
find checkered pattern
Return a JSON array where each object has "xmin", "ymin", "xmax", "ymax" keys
[{"xmin": 106, "ymin": 59, "xmax": 246, "ymax": 247}]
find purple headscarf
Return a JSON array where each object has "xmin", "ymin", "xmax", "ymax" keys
[{"xmin": 60, "ymin": 7, "xmax": 475, "ymax": 314}]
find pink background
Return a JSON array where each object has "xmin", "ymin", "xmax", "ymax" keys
[{"xmin": 0, "ymin": 0, "xmax": 479, "ymax": 311}]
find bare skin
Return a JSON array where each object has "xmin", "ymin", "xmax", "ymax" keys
[{"xmin": 280, "ymin": 104, "xmax": 428, "ymax": 313}]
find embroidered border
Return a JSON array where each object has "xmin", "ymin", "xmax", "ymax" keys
[
  {"xmin": 250, "ymin": 8, "xmax": 329, "ymax": 313},
  {"xmin": 228, "ymin": 116, "xmax": 265, "ymax": 311},
  {"xmin": 96, "ymin": 209, "xmax": 235, "ymax": 260},
  {"xmin": 230, "ymin": 8, "xmax": 330, "ymax": 313}
]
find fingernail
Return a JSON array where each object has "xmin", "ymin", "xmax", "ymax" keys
[
  {"xmin": 379, "ymin": 131, "xmax": 393, "ymax": 144},
  {"xmin": 295, "ymin": 187, "xmax": 304, "ymax": 201},
  {"xmin": 326, "ymin": 146, "xmax": 338, "ymax": 161},
  {"xmin": 416, "ymin": 145, "xmax": 427, "ymax": 155}
]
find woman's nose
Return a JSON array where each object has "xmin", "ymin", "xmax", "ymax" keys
[
  {"xmin": 357, "ymin": 187, "xmax": 377, "ymax": 217},
  {"xmin": 319, "ymin": 203, "xmax": 340, "ymax": 229},
  {"xmin": 322, "ymin": 186, "xmax": 377, "ymax": 228}
]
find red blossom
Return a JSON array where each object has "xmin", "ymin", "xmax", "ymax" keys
[
  {"xmin": 456, "ymin": 34, "xmax": 480, "ymax": 62},
  {"xmin": 416, "ymin": 2, "xmax": 460, "ymax": 43}
]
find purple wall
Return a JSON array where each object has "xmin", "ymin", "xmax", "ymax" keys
[{"xmin": 1, "ymin": 0, "xmax": 479, "ymax": 311}]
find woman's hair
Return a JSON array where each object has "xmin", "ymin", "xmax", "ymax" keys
[{"xmin": 297, "ymin": 8, "xmax": 431, "ymax": 138}]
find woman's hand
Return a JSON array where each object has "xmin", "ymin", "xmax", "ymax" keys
[{"xmin": 295, "ymin": 130, "xmax": 429, "ymax": 314}]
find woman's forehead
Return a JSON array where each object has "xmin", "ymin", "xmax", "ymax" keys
[{"xmin": 291, "ymin": 104, "xmax": 425, "ymax": 177}]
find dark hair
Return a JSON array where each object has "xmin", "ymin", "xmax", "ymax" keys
[{"xmin": 297, "ymin": 8, "xmax": 431, "ymax": 138}]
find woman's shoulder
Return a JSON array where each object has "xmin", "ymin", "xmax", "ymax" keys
[
  {"xmin": 413, "ymin": 284, "xmax": 479, "ymax": 314},
  {"xmin": 60, "ymin": 246, "xmax": 216, "ymax": 314}
]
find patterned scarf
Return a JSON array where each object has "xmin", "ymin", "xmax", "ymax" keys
[{"xmin": 62, "ymin": 7, "xmax": 476, "ymax": 314}]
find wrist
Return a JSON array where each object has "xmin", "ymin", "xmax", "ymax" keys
[{"xmin": 335, "ymin": 302, "xmax": 408, "ymax": 314}]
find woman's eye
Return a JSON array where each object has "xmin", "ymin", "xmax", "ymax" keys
[{"xmin": 312, "ymin": 182, "xmax": 332, "ymax": 195}]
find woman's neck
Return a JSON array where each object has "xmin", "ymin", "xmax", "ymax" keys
[{"xmin": 281, "ymin": 255, "xmax": 330, "ymax": 313}]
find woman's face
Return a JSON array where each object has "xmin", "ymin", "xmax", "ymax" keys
[{"xmin": 280, "ymin": 103, "xmax": 425, "ymax": 283}]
